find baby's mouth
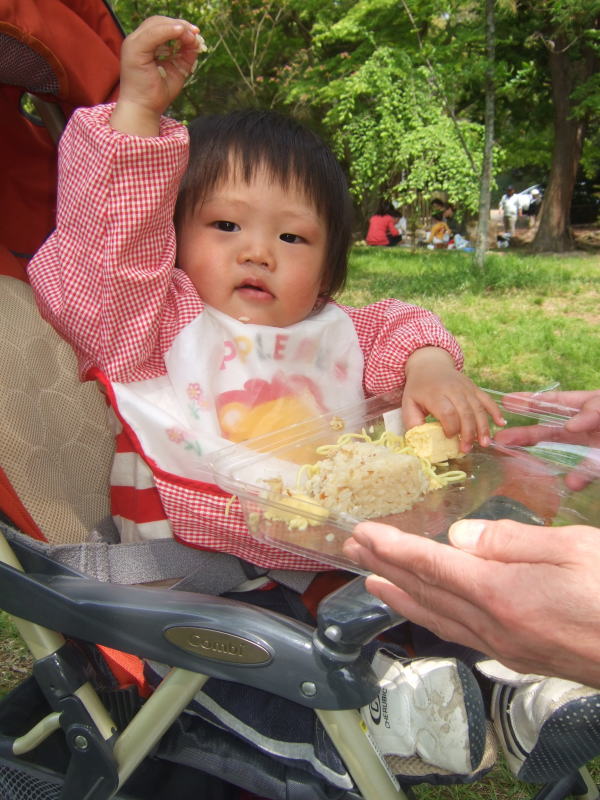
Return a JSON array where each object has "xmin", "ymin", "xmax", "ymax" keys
[{"xmin": 236, "ymin": 279, "xmax": 274, "ymax": 299}]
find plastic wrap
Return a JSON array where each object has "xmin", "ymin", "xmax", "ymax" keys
[{"xmin": 209, "ymin": 389, "xmax": 600, "ymax": 573}]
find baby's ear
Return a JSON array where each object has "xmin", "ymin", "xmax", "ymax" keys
[
  {"xmin": 312, "ymin": 292, "xmax": 328, "ymax": 313},
  {"xmin": 318, "ymin": 273, "xmax": 330, "ymax": 294}
]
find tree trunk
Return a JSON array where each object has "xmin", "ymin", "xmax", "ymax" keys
[
  {"xmin": 531, "ymin": 38, "xmax": 586, "ymax": 252},
  {"xmin": 474, "ymin": 0, "xmax": 495, "ymax": 269}
]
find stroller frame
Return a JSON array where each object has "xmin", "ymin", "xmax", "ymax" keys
[
  {"xmin": 1, "ymin": 515, "xmax": 599, "ymax": 800},
  {"xmin": 0, "ymin": 3, "xmax": 598, "ymax": 797},
  {"xmin": 0, "ymin": 524, "xmax": 414, "ymax": 800}
]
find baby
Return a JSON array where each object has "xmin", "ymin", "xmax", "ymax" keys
[
  {"xmin": 28, "ymin": 16, "xmax": 502, "ymax": 565},
  {"xmin": 26, "ymin": 15, "xmax": 509, "ymax": 783}
]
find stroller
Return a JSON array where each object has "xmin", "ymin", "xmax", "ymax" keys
[{"xmin": 0, "ymin": 2, "xmax": 599, "ymax": 798}]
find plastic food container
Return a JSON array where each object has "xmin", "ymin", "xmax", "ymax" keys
[{"xmin": 209, "ymin": 389, "xmax": 600, "ymax": 573}]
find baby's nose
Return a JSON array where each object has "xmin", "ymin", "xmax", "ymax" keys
[{"xmin": 237, "ymin": 237, "xmax": 274, "ymax": 269}]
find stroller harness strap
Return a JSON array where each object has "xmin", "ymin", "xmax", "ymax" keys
[{"xmin": 2, "ymin": 521, "xmax": 317, "ymax": 594}]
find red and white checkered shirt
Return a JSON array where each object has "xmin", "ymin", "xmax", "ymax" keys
[{"xmin": 28, "ymin": 104, "xmax": 463, "ymax": 570}]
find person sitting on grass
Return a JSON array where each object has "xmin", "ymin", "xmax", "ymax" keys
[{"xmin": 365, "ymin": 200, "xmax": 403, "ymax": 247}]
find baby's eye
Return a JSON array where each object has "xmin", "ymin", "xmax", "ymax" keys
[
  {"xmin": 214, "ymin": 221, "xmax": 239, "ymax": 232},
  {"xmin": 280, "ymin": 233, "xmax": 305, "ymax": 244}
]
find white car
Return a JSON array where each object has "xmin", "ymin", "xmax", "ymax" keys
[{"xmin": 515, "ymin": 184, "xmax": 543, "ymax": 213}]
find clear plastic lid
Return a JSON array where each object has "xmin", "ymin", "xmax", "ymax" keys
[{"xmin": 208, "ymin": 389, "xmax": 600, "ymax": 572}]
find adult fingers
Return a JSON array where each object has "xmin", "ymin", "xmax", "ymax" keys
[
  {"xmin": 362, "ymin": 555, "xmax": 573, "ymax": 676},
  {"xmin": 345, "ymin": 522, "xmax": 491, "ymax": 602},
  {"xmin": 565, "ymin": 397, "xmax": 600, "ymax": 434},
  {"xmin": 364, "ymin": 574, "xmax": 494, "ymax": 654},
  {"xmin": 494, "ymin": 423, "xmax": 598, "ymax": 458},
  {"xmin": 494, "ymin": 422, "xmax": 567, "ymax": 447},
  {"xmin": 563, "ymin": 451, "xmax": 600, "ymax": 491},
  {"xmin": 348, "ymin": 535, "xmax": 499, "ymax": 647},
  {"xmin": 448, "ymin": 518, "xmax": 596, "ymax": 564},
  {"xmin": 502, "ymin": 390, "xmax": 587, "ymax": 416}
]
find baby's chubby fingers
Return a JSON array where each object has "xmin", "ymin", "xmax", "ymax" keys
[
  {"xmin": 122, "ymin": 16, "xmax": 201, "ymax": 73},
  {"xmin": 469, "ymin": 386, "xmax": 506, "ymax": 445},
  {"xmin": 115, "ymin": 16, "xmax": 206, "ymax": 132},
  {"xmin": 129, "ymin": 16, "xmax": 199, "ymax": 52},
  {"xmin": 424, "ymin": 391, "xmax": 479, "ymax": 451},
  {"xmin": 439, "ymin": 384, "xmax": 506, "ymax": 451},
  {"xmin": 402, "ymin": 348, "xmax": 504, "ymax": 450}
]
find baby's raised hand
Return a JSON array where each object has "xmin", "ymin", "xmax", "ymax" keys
[
  {"xmin": 112, "ymin": 16, "xmax": 205, "ymax": 137},
  {"xmin": 402, "ymin": 347, "xmax": 505, "ymax": 451}
]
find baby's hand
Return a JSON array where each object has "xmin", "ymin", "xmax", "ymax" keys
[
  {"xmin": 402, "ymin": 347, "xmax": 505, "ymax": 451},
  {"xmin": 111, "ymin": 16, "xmax": 204, "ymax": 137}
]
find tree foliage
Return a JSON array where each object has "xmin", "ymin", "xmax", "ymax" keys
[
  {"xmin": 303, "ymin": 45, "xmax": 488, "ymax": 215},
  {"xmin": 111, "ymin": 0, "xmax": 599, "ymax": 249}
]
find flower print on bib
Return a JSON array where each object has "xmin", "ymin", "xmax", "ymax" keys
[{"xmin": 109, "ymin": 304, "xmax": 365, "ymax": 483}]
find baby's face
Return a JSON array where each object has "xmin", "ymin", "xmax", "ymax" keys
[{"xmin": 177, "ymin": 167, "xmax": 327, "ymax": 327}]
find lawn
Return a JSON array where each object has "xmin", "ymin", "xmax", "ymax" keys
[
  {"xmin": 1, "ymin": 246, "xmax": 599, "ymax": 798},
  {"xmin": 342, "ymin": 246, "xmax": 600, "ymax": 798},
  {"xmin": 341, "ymin": 247, "xmax": 600, "ymax": 391}
]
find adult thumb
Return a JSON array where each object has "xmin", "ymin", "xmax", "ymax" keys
[{"xmin": 448, "ymin": 517, "xmax": 570, "ymax": 564}]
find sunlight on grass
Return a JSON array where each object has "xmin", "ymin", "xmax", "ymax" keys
[
  {"xmin": 0, "ymin": 612, "xmax": 32, "ymax": 697},
  {"xmin": 340, "ymin": 248, "xmax": 600, "ymax": 391}
]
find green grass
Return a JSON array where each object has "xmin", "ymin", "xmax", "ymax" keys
[
  {"xmin": 342, "ymin": 246, "xmax": 600, "ymax": 797},
  {"xmin": 1, "ymin": 247, "xmax": 599, "ymax": 797},
  {"xmin": 417, "ymin": 757, "xmax": 600, "ymax": 799},
  {"xmin": 340, "ymin": 248, "xmax": 600, "ymax": 392},
  {"xmin": 0, "ymin": 613, "xmax": 32, "ymax": 695}
]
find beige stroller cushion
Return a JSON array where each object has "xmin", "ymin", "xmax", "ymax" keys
[{"xmin": 0, "ymin": 275, "xmax": 113, "ymax": 544}]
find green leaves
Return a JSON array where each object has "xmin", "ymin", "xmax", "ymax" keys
[
  {"xmin": 317, "ymin": 45, "xmax": 489, "ymax": 213},
  {"xmin": 112, "ymin": 0, "xmax": 599, "ymax": 241}
]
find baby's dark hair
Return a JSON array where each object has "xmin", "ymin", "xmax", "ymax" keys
[{"xmin": 175, "ymin": 109, "xmax": 353, "ymax": 298}]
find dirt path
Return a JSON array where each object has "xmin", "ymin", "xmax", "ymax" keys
[{"xmin": 488, "ymin": 210, "xmax": 600, "ymax": 253}]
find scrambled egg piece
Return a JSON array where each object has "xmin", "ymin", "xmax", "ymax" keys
[
  {"xmin": 263, "ymin": 490, "xmax": 329, "ymax": 530},
  {"xmin": 404, "ymin": 422, "xmax": 463, "ymax": 464}
]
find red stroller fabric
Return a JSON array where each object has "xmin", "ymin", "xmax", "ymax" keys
[
  {"xmin": 0, "ymin": 0, "xmax": 123, "ymax": 277},
  {"xmin": 0, "ymin": 0, "xmax": 123, "ymax": 535}
]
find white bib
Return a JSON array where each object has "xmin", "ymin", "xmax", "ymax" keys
[{"xmin": 110, "ymin": 304, "xmax": 365, "ymax": 482}]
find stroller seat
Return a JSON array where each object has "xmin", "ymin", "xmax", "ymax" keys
[
  {"xmin": 0, "ymin": 265, "xmax": 596, "ymax": 799},
  {"xmin": 0, "ymin": 283, "xmax": 419, "ymax": 800},
  {"xmin": 0, "ymin": 271, "xmax": 431, "ymax": 799},
  {"xmin": 0, "ymin": 276, "xmax": 598, "ymax": 800},
  {"xmin": 0, "ymin": 273, "xmax": 114, "ymax": 545},
  {"xmin": 1, "ymin": 3, "xmax": 599, "ymax": 799}
]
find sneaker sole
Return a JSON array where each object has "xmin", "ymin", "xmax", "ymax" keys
[{"xmin": 495, "ymin": 684, "xmax": 600, "ymax": 783}]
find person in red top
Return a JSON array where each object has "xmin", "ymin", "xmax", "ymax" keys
[{"xmin": 365, "ymin": 200, "xmax": 402, "ymax": 246}]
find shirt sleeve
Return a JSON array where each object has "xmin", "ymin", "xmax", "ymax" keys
[
  {"xmin": 27, "ymin": 103, "xmax": 203, "ymax": 383},
  {"xmin": 338, "ymin": 299, "xmax": 464, "ymax": 395},
  {"xmin": 385, "ymin": 216, "xmax": 398, "ymax": 237}
]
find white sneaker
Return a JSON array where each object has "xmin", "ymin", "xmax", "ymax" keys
[
  {"xmin": 361, "ymin": 651, "xmax": 486, "ymax": 775},
  {"xmin": 491, "ymin": 676, "xmax": 600, "ymax": 783}
]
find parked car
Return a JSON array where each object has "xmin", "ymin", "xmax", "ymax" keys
[{"xmin": 513, "ymin": 181, "xmax": 600, "ymax": 224}]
